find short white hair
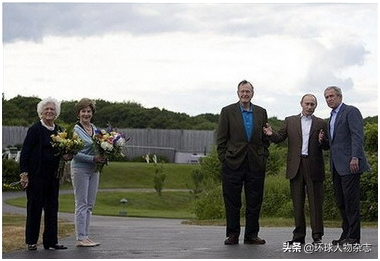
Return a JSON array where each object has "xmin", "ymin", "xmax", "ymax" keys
[{"xmin": 36, "ymin": 97, "xmax": 61, "ymax": 119}]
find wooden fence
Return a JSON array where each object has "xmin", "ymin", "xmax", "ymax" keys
[{"xmin": 2, "ymin": 126, "xmax": 216, "ymax": 162}]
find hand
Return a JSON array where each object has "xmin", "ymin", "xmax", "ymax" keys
[
  {"xmin": 94, "ymin": 155, "xmax": 107, "ymax": 164},
  {"xmin": 20, "ymin": 173, "xmax": 29, "ymax": 189},
  {"xmin": 263, "ymin": 123, "xmax": 273, "ymax": 136},
  {"xmin": 350, "ymin": 157, "xmax": 359, "ymax": 173},
  {"xmin": 318, "ymin": 129, "xmax": 326, "ymax": 144},
  {"xmin": 62, "ymin": 154, "xmax": 73, "ymax": 161}
]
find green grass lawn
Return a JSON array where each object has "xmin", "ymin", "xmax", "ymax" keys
[
  {"xmin": 61, "ymin": 162, "xmax": 198, "ymax": 190},
  {"xmin": 6, "ymin": 191, "xmax": 197, "ymax": 219},
  {"xmin": 7, "ymin": 162, "xmax": 200, "ymax": 219}
]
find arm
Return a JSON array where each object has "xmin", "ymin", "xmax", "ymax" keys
[
  {"xmin": 19, "ymin": 124, "xmax": 38, "ymax": 174},
  {"xmin": 216, "ymin": 107, "xmax": 228, "ymax": 163},
  {"xmin": 74, "ymin": 151, "xmax": 96, "ymax": 163},
  {"xmin": 19, "ymin": 123, "xmax": 39, "ymax": 189},
  {"xmin": 264, "ymin": 119, "xmax": 288, "ymax": 144},
  {"xmin": 262, "ymin": 110, "xmax": 271, "ymax": 150},
  {"xmin": 347, "ymin": 107, "xmax": 365, "ymax": 173},
  {"xmin": 348, "ymin": 107, "xmax": 365, "ymax": 159}
]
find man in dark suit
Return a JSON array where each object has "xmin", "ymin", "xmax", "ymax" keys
[
  {"xmin": 263, "ymin": 94, "xmax": 329, "ymax": 244},
  {"xmin": 217, "ymin": 80, "xmax": 270, "ymax": 245},
  {"xmin": 322, "ymin": 86, "xmax": 370, "ymax": 245}
]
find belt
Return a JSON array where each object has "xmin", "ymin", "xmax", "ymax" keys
[{"xmin": 301, "ymin": 155, "xmax": 308, "ymax": 159}]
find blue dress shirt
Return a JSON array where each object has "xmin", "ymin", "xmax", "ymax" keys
[
  {"xmin": 240, "ymin": 104, "xmax": 254, "ymax": 141},
  {"xmin": 330, "ymin": 103, "xmax": 343, "ymax": 138}
]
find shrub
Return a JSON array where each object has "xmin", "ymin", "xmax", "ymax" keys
[
  {"xmin": 360, "ymin": 153, "xmax": 378, "ymax": 221},
  {"xmin": 322, "ymin": 171, "xmax": 340, "ymax": 220},
  {"xmin": 192, "ymin": 184, "xmax": 225, "ymax": 220},
  {"xmin": 364, "ymin": 123, "xmax": 378, "ymax": 153},
  {"xmin": 266, "ymin": 145, "xmax": 287, "ymax": 176},
  {"xmin": 261, "ymin": 175, "xmax": 292, "ymax": 218},
  {"xmin": 198, "ymin": 147, "xmax": 221, "ymax": 183},
  {"xmin": 2, "ymin": 159, "xmax": 21, "ymax": 191},
  {"xmin": 192, "ymin": 147, "xmax": 224, "ymax": 219},
  {"xmin": 153, "ymin": 163, "xmax": 166, "ymax": 196},
  {"xmin": 190, "ymin": 168, "xmax": 204, "ymax": 197}
]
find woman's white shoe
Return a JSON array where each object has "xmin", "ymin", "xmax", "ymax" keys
[
  {"xmin": 76, "ymin": 239, "xmax": 97, "ymax": 247},
  {"xmin": 87, "ymin": 238, "xmax": 101, "ymax": 246}
]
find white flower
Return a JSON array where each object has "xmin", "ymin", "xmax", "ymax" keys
[
  {"xmin": 116, "ymin": 138, "xmax": 126, "ymax": 147},
  {"xmin": 100, "ymin": 141, "xmax": 114, "ymax": 151}
]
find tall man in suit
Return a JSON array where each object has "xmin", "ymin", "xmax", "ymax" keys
[
  {"xmin": 217, "ymin": 80, "xmax": 270, "ymax": 245},
  {"xmin": 321, "ymin": 86, "xmax": 369, "ymax": 245},
  {"xmin": 263, "ymin": 94, "xmax": 329, "ymax": 244}
]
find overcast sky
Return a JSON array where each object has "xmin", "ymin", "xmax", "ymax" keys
[{"xmin": 2, "ymin": 2, "xmax": 378, "ymax": 119}]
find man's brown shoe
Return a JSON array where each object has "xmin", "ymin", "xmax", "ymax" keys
[
  {"xmin": 224, "ymin": 235, "xmax": 239, "ymax": 245},
  {"xmin": 244, "ymin": 236, "xmax": 266, "ymax": 244}
]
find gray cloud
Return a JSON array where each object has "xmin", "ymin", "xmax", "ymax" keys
[
  {"xmin": 3, "ymin": 3, "xmax": 190, "ymax": 42},
  {"xmin": 4, "ymin": 3, "xmax": 376, "ymax": 43},
  {"xmin": 298, "ymin": 40, "xmax": 369, "ymax": 92},
  {"xmin": 0, "ymin": 3, "xmax": 335, "ymax": 43}
]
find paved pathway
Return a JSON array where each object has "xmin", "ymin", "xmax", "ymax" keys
[{"xmin": 2, "ymin": 190, "xmax": 378, "ymax": 259}]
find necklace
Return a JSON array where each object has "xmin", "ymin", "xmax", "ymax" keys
[{"xmin": 81, "ymin": 123, "xmax": 92, "ymax": 134}]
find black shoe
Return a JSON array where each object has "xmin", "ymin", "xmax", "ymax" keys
[
  {"xmin": 332, "ymin": 238, "xmax": 345, "ymax": 245},
  {"xmin": 341, "ymin": 238, "xmax": 360, "ymax": 244},
  {"xmin": 224, "ymin": 235, "xmax": 239, "ymax": 245},
  {"xmin": 313, "ymin": 237, "xmax": 322, "ymax": 244},
  {"xmin": 244, "ymin": 236, "xmax": 266, "ymax": 244},
  {"xmin": 287, "ymin": 238, "xmax": 305, "ymax": 245},
  {"xmin": 28, "ymin": 244, "xmax": 37, "ymax": 251},
  {"xmin": 44, "ymin": 244, "xmax": 68, "ymax": 250}
]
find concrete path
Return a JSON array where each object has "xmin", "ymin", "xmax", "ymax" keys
[{"xmin": 2, "ymin": 191, "xmax": 378, "ymax": 259}]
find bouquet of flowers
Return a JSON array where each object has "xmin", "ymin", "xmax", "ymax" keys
[
  {"xmin": 51, "ymin": 125, "xmax": 84, "ymax": 156},
  {"xmin": 92, "ymin": 125, "xmax": 129, "ymax": 173},
  {"xmin": 51, "ymin": 124, "xmax": 84, "ymax": 181}
]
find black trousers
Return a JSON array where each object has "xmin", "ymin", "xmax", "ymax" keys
[
  {"xmin": 332, "ymin": 167, "xmax": 361, "ymax": 240},
  {"xmin": 222, "ymin": 158, "xmax": 265, "ymax": 239},
  {"xmin": 25, "ymin": 170, "xmax": 60, "ymax": 245}
]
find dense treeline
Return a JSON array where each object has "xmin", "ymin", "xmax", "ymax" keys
[
  {"xmin": 2, "ymin": 95, "xmax": 376, "ymax": 131},
  {"xmin": 2, "ymin": 95, "xmax": 219, "ymax": 130},
  {"xmin": 2, "ymin": 95, "xmax": 287, "ymax": 130}
]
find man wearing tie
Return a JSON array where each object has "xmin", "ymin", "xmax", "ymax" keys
[
  {"xmin": 217, "ymin": 80, "xmax": 270, "ymax": 245},
  {"xmin": 322, "ymin": 86, "xmax": 370, "ymax": 245},
  {"xmin": 263, "ymin": 94, "xmax": 329, "ymax": 244}
]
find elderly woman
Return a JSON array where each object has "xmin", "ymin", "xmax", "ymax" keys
[
  {"xmin": 19, "ymin": 97, "xmax": 70, "ymax": 251},
  {"xmin": 71, "ymin": 98, "xmax": 106, "ymax": 247}
]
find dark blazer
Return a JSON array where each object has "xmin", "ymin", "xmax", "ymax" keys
[
  {"xmin": 20, "ymin": 121, "xmax": 61, "ymax": 177},
  {"xmin": 216, "ymin": 102, "xmax": 270, "ymax": 173},
  {"xmin": 328, "ymin": 103, "xmax": 370, "ymax": 175},
  {"xmin": 270, "ymin": 114, "xmax": 329, "ymax": 181}
]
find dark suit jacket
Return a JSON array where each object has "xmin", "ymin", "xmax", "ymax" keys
[
  {"xmin": 270, "ymin": 114, "xmax": 329, "ymax": 181},
  {"xmin": 216, "ymin": 102, "xmax": 270, "ymax": 173},
  {"xmin": 20, "ymin": 121, "xmax": 61, "ymax": 178},
  {"xmin": 328, "ymin": 103, "xmax": 370, "ymax": 175}
]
